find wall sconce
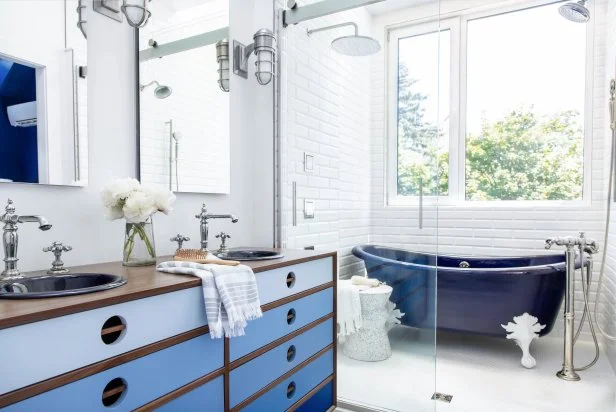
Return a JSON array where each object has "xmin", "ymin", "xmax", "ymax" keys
[
  {"xmin": 216, "ymin": 39, "xmax": 230, "ymax": 92},
  {"xmin": 121, "ymin": 0, "xmax": 152, "ymax": 28},
  {"xmin": 76, "ymin": 0, "xmax": 87, "ymax": 39},
  {"xmin": 233, "ymin": 29, "xmax": 276, "ymax": 86},
  {"xmin": 93, "ymin": 0, "xmax": 151, "ymax": 28}
]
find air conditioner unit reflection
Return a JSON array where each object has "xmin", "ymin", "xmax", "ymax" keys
[{"xmin": 7, "ymin": 101, "xmax": 37, "ymax": 127}]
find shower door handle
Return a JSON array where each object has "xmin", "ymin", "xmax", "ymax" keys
[{"xmin": 418, "ymin": 178, "xmax": 423, "ymax": 229}]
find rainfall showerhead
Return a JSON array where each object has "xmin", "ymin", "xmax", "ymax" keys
[
  {"xmin": 559, "ymin": 0, "xmax": 590, "ymax": 23},
  {"xmin": 140, "ymin": 80, "xmax": 172, "ymax": 99},
  {"xmin": 307, "ymin": 22, "xmax": 381, "ymax": 57}
]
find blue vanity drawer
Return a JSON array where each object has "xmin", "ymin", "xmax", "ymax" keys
[
  {"xmin": 230, "ymin": 287, "xmax": 334, "ymax": 361},
  {"xmin": 155, "ymin": 376, "xmax": 224, "ymax": 412},
  {"xmin": 230, "ymin": 318, "xmax": 333, "ymax": 407},
  {"xmin": 294, "ymin": 380, "xmax": 334, "ymax": 412},
  {"xmin": 257, "ymin": 257, "xmax": 333, "ymax": 305},
  {"xmin": 0, "ymin": 286, "xmax": 207, "ymax": 394},
  {"xmin": 3, "ymin": 333, "xmax": 223, "ymax": 411},
  {"xmin": 240, "ymin": 349, "xmax": 334, "ymax": 412}
]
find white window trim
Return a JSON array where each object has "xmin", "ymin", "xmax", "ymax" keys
[{"xmin": 385, "ymin": 0, "xmax": 595, "ymax": 208}]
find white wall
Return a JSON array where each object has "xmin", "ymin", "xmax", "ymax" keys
[
  {"xmin": 279, "ymin": 0, "xmax": 373, "ymax": 278},
  {"xmin": 1, "ymin": 0, "xmax": 274, "ymax": 273}
]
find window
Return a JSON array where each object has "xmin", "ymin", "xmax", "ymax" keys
[{"xmin": 388, "ymin": 1, "xmax": 590, "ymax": 204}]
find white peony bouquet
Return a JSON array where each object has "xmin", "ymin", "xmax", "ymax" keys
[
  {"xmin": 101, "ymin": 178, "xmax": 175, "ymax": 223},
  {"xmin": 101, "ymin": 178, "xmax": 175, "ymax": 266}
]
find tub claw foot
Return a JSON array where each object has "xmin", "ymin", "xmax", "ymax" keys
[{"xmin": 501, "ymin": 313, "xmax": 545, "ymax": 369}]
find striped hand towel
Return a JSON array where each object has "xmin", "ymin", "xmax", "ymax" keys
[{"xmin": 157, "ymin": 260, "xmax": 263, "ymax": 338}]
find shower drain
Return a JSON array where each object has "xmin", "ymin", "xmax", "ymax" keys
[{"xmin": 431, "ymin": 392, "xmax": 453, "ymax": 403}]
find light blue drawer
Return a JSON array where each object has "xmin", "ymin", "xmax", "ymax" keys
[
  {"xmin": 155, "ymin": 376, "xmax": 224, "ymax": 412},
  {"xmin": 3, "ymin": 333, "xmax": 223, "ymax": 411},
  {"xmin": 0, "ymin": 287, "xmax": 207, "ymax": 394},
  {"xmin": 256, "ymin": 257, "xmax": 333, "ymax": 305},
  {"xmin": 230, "ymin": 288, "xmax": 333, "ymax": 361},
  {"xmin": 240, "ymin": 349, "xmax": 334, "ymax": 412},
  {"xmin": 230, "ymin": 318, "xmax": 333, "ymax": 408}
]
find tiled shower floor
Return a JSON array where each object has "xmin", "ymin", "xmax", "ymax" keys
[{"xmin": 338, "ymin": 325, "xmax": 616, "ymax": 412}]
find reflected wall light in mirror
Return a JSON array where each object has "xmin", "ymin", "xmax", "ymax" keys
[
  {"xmin": 76, "ymin": 0, "xmax": 87, "ymax": 39},
  {"xmin": 216, "ymin": 39, "xmax": 230, "ymax": 92},
  {"xmin": 233, "ymin": 29, "xmax": 276, "ymax": 86}
]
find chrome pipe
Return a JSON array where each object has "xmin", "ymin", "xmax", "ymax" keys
[
  {"xmin": 292, "ymin": 181, "xmax": 297, "ymax": 227},
  {"xmin": 557, "ymin": 244, "xmax": 581, "ymax": 381}
]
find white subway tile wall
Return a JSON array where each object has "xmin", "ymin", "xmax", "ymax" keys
[
  {"xmin": 280, "ymin": 0, "xmax": 373, "ymax": 278},
  {"xmin": 602, "ymin": 0, "xmax": 616, "ymax": 369},
  {"xmin": 281, "ymin": 0, "xmax": 612, "ymax": 343}
]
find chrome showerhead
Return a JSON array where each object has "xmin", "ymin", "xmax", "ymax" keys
[
  {"xmin": 332, "ymin": 35, "xmax": 381, "ymax": 56},
  {"xmin": 559, "ymin": 1, "xmax": 590, "ymax": 23},
  {"xmin": 140, "ymin": 80, "xmax": 172, "ymax": 99},
  {"xmin": 307, "ymin": 22, "xmax": 381, "ymax": 57}
]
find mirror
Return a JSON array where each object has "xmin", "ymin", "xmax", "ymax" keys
[
  {"xmin": 138, "ymin": 0, "xmax": 230, "ymax": 194},
  {"xmin": 0, "ymin": 1, "xmax": 88, "ymax": 186}
]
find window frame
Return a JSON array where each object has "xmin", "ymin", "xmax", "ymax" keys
[{"xmin": 385, "ymin": 0, "xmax": 595, "ymax": 208}]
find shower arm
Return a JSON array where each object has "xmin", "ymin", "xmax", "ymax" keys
[
  {"xmin": 140, "ymin": 80, "xmax": 159, "ymax": 91},
  {"xmin": 307, "ymin": 22, "xmax": 358, "ymax": 37}
]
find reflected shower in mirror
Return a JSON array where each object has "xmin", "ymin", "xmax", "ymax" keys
[
  {"xmin": 0, "ymin": 0, "xmax": 88, "ymax": 186},
  {"xmin": 138, "ymin": 0, "xmax": 230, "ymax": 194}
]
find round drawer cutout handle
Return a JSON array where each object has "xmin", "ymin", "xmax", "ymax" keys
[
  {"xmin": 287, "ymin": 345, "xmax": 296, "ymax": 362},
  {"xmin": 287, "ymin": 308, "xmax": 296, "ymax": 325},
  {"xmin": 101, "ymin": 315, "xmax": 127, "ymax": 345},
  {"xmin": 286, "ymin": 272, "xmax": 296, "ymax": 288},
  {"xmin": 102, "ymin": 377, "xmax": 128, "ymax": 407},
  {"xmin": 287, "ymin": 381, "xmax": 296, "ymax": 399}
]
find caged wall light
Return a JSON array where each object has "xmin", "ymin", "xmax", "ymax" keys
[
  {"xmin": 76, "ymin": 0, "xmax": 87, "ymax": 39},
  {"xmin": 93, "ymin": 0, "xmax": 152, "ymax": 28},
  {"xmin": 216, "ymin": 39, "xmax": 230, "ymax": 92},
  {"xmin": 233, "ymin": 29, "xmax": 277, "ymax": 86}
]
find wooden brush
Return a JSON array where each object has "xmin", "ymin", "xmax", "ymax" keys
[{"xmin": 174, "ymin": 249, "xmax": 241, "ymax": 266}]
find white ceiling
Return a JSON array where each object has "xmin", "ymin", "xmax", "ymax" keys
[{"xmin": 365, "ymin": 0, "xmax": 435, "ymax": 16}]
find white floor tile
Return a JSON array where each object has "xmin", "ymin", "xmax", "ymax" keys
[{"xmin": 338, "ymin": 326, "xmax": 616, "ymax": 412}]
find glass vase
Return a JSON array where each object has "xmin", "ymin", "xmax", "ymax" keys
[{"xmin": 123, "ymin": 217, "xmax": 156, "ymax": 266}]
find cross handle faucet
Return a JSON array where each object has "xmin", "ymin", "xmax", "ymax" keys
[
  {"xmin": 195, "ymin": 203, "xmax": 238, "ymax": 252},
  {"xmin": 43, "ymin": 241, "xmax": 72, "ymax": 274},
  {"xmin": 170, "ymin": 234, "xmax": 190, "ymax": 251},
  {"xmin": 1, "ymin": 199, "xmax": 52, "ymax": 279}
]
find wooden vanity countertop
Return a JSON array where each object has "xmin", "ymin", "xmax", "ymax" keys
[{"xmin": 0, "ymin": 248, "xmax": 336, "ymax": 330}]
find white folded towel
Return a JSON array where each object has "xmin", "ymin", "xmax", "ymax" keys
[
  {"xmin": 157, "ymin": 260, "xmax": 263, "ymax": 339},
  {"xmin": 351, "ymin": 275, "xmax": 382, "ymax": 287},
  {"xmin": 337, "ymin": 279, "xmax": 363, "ymax": 343}
]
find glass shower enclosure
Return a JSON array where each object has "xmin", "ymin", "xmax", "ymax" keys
[{"xmin": 276, "ymin": 0, "xmax": 616, "ymax": 411}]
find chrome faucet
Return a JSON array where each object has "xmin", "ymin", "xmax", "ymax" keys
[
  {"xmin": 1, "ymin": 199, "xmax": 52, "ymax": 279},
  {"xmin": 545, "ymin": 232, "xmax": 599, "ymax": 382},
  {"xmin": 195, "ymin": 203, "xmax": 238, "ymax": 252}
]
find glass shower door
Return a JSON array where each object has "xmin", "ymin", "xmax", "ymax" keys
[{"xmin": 275, "ymin": 0, "xmax": 443, "ymax": 410}]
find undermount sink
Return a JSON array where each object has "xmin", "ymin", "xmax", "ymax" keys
[
  {"xmin": 0, "ymin": 273, "xmax": 127, "ymax": 299},
  {"xmin": 217, "ymin": 249, "xmax": 284, "ymax": 261}
]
